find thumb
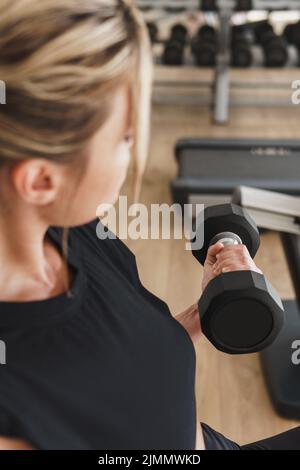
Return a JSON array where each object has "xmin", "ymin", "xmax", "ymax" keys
[{"xmin": 205, "ymin": 242, "xmax": 224, "ymax": 265}]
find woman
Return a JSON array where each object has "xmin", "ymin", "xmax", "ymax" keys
[{"xmin": 0, "ymin": 0, "xmax": 299, "ymax": 450}]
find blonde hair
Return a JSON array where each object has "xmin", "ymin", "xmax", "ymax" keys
[
  {"xmin": 0, "ymin": 0, "xmax": 152, "ymax": 194},
  {"xmin": 0, "ymin": 0, "xmax": 153, "ymax": 295}
]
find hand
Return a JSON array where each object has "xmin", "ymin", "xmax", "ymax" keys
[{"xmin": 201, "ymin": 242, "xmax": 262, "ymax": 292}]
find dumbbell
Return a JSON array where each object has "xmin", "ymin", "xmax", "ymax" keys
[
  {"xmin": 198, "ymin": 25, "xmax": 216, "ymax": 43},
  {"xmin": 283, "ymin": 21, "xmax": 300, "ymax": 47},
  {"xmin": 192, "ymin": 204, "xmax": 284, "ymax": 355},
  {"xmin": 235, "ymin": 0, "xmax": 253, "ymax": 10},
  {"xmin": 170, "ymin": 23, "xmax": 188, "ymax": 46},
  {"xmin": 254, "ymin": 21, "xmax": 274, "ymax": 44},
  {"xmin": 283, "ymin": 23, "xmax": 296, "ymax": 44},
  {"xmin": 232, "ymin": 42, "xmax": 252, "ymax": 67},
  {"xmin": 162, "ymin": 41, "xmax": 184, "ymax": 65},
  {"xmin": 231, "ymin": 29, "xmax": 253, "ymax": 67},
  {"xmin": 261, "ymin": 31, "xmax": 288, "ymax": 68},
  {"xmin": 201, "ymin": 0, "xmax": 218, "ymax": 11},
  {"xmin": 162, "ymin": 23, "xmax": 187, "ymax": 66},
  {"xmin": 191, "ymin": 25, "xmax": 217, "ymax": 67}
]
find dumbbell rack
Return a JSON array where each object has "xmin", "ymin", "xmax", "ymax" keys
[
  {"xmin": 212, "ymin": 0, "xmax": 300, "ymax": 124},
  {"xmin": 138, "ymin": 0, "xmax": 300, "ymax": 124},
  {"xmin": 137, "ymin": 1, "xmax": 300, "ymax": 11}
]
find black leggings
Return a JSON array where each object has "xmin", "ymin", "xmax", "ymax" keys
[{"xmin": 201, "ymin": 422, "xmax": 300, "ymax": 450}]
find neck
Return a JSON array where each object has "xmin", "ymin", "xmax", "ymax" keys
[{"xmin": 0, "ymin": 209, "xmax": 67, "ymax": 301}]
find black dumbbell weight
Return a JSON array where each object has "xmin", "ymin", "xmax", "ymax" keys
[
  {"xmin": 231, "ymin": 30, "xmax": 253, "ymax": 67},
  {"xmin": 201, "ymin": 0, "xmax": 218, "ymax": 11},
  {"xmin": 292, "ymin": 21, "xmax": 300, "ymax": 47},
  {"xmin": 191, "ymin": 40, "xmax": 216, "ymax": 66},
  {"xmin": 231, "ymin": 28, "xmax": 253, "ymax": 67},
  {"xmin": 170, "ymin": 23, "xmax": 188, "ymax": 46},
  {"xmin": 261, "ymin": 31, "xmax": 288, "ymax": 67},
  {"xmin": 162, "ymin": 23, "xmax": 188, "ymax": 66},
  {"xmin": 231, "ymin": 27, "xmax": 246, "ymax": 43},
  {"xmin": 283, "ymin": 21, "xmax": 300, "ymax": 47},
  {"xmin": 232, "ymin": 41, "xmax": 253, "ymax": 67},
  {"xmin": 198, "ymin": 25, "xmax": 216, "ymax": 43},
  {"xmin": 191, "ymin": 25, "xmax": 217, "ymax": 67},
  {"xmin": 283, "ymin": 23, "xmax": 296, "ymax": 44},
  {"xmin": 192, "ymin": 204, "xmax": 284, "ymax": 355},
  {"xmin": 235, "ymin": 0, "xmax": 253, "ymax": 10},
  {"xmin": 162, "ymin": 40, "xmax": 185, "ymax": 66},
  {"xmin": 254, "ymin": 21, "xmax": 274, "ymax": 44}
]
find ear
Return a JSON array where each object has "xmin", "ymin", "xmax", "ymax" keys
[{"xmin": 10, "ymin": 159, "xmax": 61, "ymax": 206}]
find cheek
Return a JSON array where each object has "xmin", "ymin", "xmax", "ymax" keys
[
  {"xmin": 110, "ymin": 143, "xmax": 131, "ymax": 188},
  {"xmin": 114, "ymin": 142, "xmax": 131, "ymax": 171},
  {"xmin": 64, "ymin": 132, "xmax": 132, "ymax": 225},
  {"xmin": 91, "ymin": 142, "xmax": 131, "ymax": 198}
]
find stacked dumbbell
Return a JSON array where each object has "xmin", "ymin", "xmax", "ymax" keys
[
  {"xmin": 283, "ymin": 21, "xmax": 300, "ymax": 65},
  {"xmin": 201, "ymin": 0, "xmax": 253, "ymax": 11},
  {"xmin": 191, "ymin": 25, "xmax": 218, "ymax": 67},
  {"xmin": 148, "ymin": 19, "xmax": 293, "ymax": 68},
  {"xmin": 255, "ymin": 21, "xmax": 288, "ymax": 68},
  {"xmin": 283, "ymin": 21, "xmax": 300, "ymax": 48},
  {"xmin": 201, "ymin": 0, "xmax": 218, "ymax": 10},
  {"xmin": 235, "ymin": 0, "xmax": 253, "ymax": 10},
  {"xmin": 162, "ymin": 23, "xmax": 188, "ymax": 66},
  {"xmin": 231, "ymin": 27, "xmax": 253, "ymax": 68}
]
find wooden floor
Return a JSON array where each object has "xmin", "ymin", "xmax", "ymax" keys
[{"xmin": 123, "ymin": 67, "xmax": 300, "ymax": 445}]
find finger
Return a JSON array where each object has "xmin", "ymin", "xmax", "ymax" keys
[
  {"xmin": 218, "ymin": 243, "xmax": 250, "ymax": 252},
  {"xmin": 215, "ymin": 246, "xmax": 252, "ymax": 263},
  {"xmin": 205, "ymin": 242, "xmax": 224, "ymax": 264},
  {"xmin": 213, "ymin": 253, "xmax": 249, "ymax": 270},
  {"xmin": 220, "ymin": 264, "xmax": 250, "ymax": 273},
  {"xmin": 212, "ymin": 264, "xmax": 222, "ymax": 276},
  {"xmin": 213, "ymin": 248, "xmax": 263, "ymax": 272},
  {"xmin": 216, "ymin": 257, "xmax": 252, "ymax": 269},
  {"xmin": 221, "ymin": 266, "xmax": 263, "ymax": 273},
  {"xmin": 213, "ymin": 257, "xmax": 252, "ymax": 272},
  {"xmin": 215, "ymin": 260, "xmax": 260, "ymax": 273},
  {"xmin": 215, "ymin": 254, "xmax": 253, "ymax": 269},
  {"xmin": 215, "ymin": 243, "xmax": 250, "ymax": 257}
]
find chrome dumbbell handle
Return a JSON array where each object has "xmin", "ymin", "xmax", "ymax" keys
[{"xmin": 209, "ymin": 231, "xmax": 242, "ymax": 247}]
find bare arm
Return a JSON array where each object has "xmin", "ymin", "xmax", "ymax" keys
[
  {"xmin": 0, "ymin": 436, "xmax": 34, "ymax": 450},
  {"xmin": 174, "ymin": 303, "xmax": 202, "ymax": 345}
]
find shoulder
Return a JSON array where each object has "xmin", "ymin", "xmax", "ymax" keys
[
  {"xmin": 71, "ymin": 218, "xmax": 139, "ymax": 281},
  {"xmin": 48, "ymin": 218, "xmax": 140, "ymax": 284},
  {"xmin": 72, "ymin": 218, "xmax": 136, "ymax": 262},
  {"xmin": 49, "ymin": 218, "xmax": 136, "ymax": 263}
]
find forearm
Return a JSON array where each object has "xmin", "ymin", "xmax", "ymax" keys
[{"xmin": 175, "ymin": 303, "xmax": 202, "ymax": 345}]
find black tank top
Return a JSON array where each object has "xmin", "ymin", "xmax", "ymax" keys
[{"xmin": 0, "ymin": 219, "xmax": 197, "ymax": 450}]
